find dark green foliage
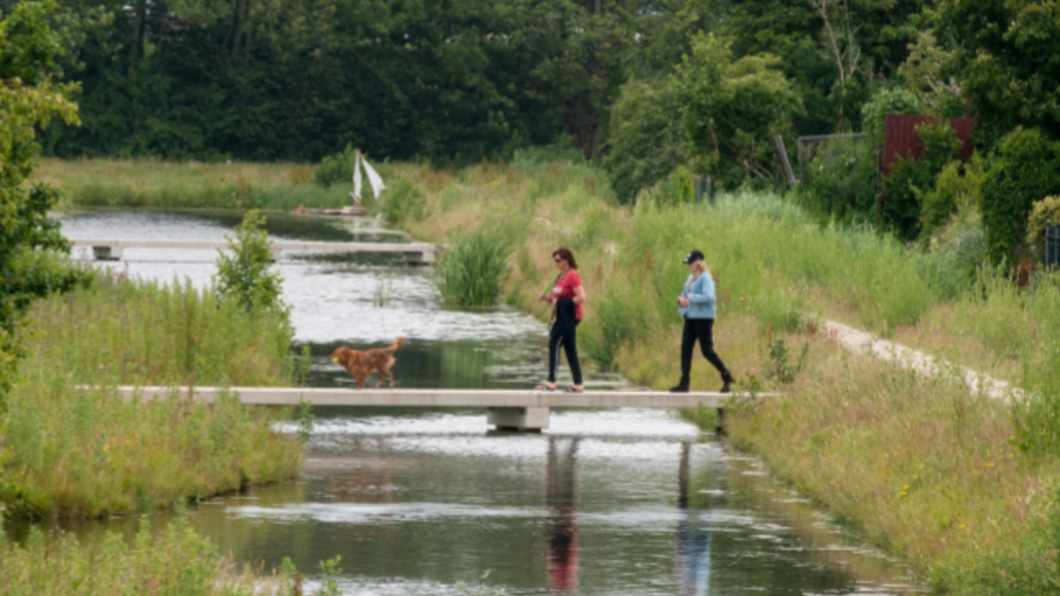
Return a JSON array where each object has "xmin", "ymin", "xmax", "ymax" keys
[
  {"xmin": 674, "ymin": 34, "xmax": 803, "ymax": 191},
  {"xmin": 214, "ymin": 210, "xmax": 285, "ymax": 312},
  {"xmin": 314, "ymin": 145, "xmax": 359, "ymax": 188},
  {"xmin": 794, "ymin": 135, "xmax": 878, "ymax": 223},
  {"xmin": 939, "ymin": 0, "xmax": 1060, "ymax": 147},
  {"xmin": 380, "ymin": 176, "xmax": 426, "ymax": 226},
  {"xmin": 979, "ymin": 128, "xmax": 1060, "ymax": 266},
  {"xmin": 0, "ymin": 0, "xmax": 84, "ymax": 409},
  {"xmin": 882, "ymin": 118, "xmax": 962, "ymax": 241},
  {"xmin": 604, "ymin": 78, "xmax": 690, "ymax": 204}
]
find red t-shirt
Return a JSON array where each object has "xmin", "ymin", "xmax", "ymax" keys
[{"xmin": 552, "ymin": 269, "xmax": 583, "ymax": 320}]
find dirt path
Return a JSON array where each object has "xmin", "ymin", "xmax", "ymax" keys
[{"xmin": 821, "ymin": 319, "xmax": 1018, "ymax": 401}]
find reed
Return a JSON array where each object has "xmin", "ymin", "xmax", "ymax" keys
[{"xmin": 432, "ymin": 226, "xmax": 512, "ymax": 307}]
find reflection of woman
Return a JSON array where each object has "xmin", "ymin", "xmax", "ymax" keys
[
  {"xmin": 547, "ymin": 437, "xmax": 579, "ymax": 592},
  {"xmin": 537, "ymin": 248, "xmax": 586, "ymax": 393},
  {"xmin": 671, "ymin": 250, "xmax": 734, "ymax": 393}
]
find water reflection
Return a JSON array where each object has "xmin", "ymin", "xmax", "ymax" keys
[
  {"xmin": 675, "ymin": 442, "xmax": 709, "ymax": 596},
  {"xmin": 546, "ymin": 438, "xmax": 579, "ymax": 592}
]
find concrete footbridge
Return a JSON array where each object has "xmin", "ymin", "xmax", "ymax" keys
[
  {"xmin": 72, "ymin": 238, "xmax": 438, "ymax": 265},
  {"xmin": 110, "ymin": 386, "xmax": 771, "ymax": 432}
]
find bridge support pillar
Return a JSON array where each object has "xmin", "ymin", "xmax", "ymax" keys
[
  {"xmin": 92, "ymin": 245, "xmax": 123, "ymax": 260},
  {"xmin": 487, "ymin": 407, "xmax": 549, "ymax": 432},
  {"xmin": 403, "ymin": 250, "xmax": 435, "ymax": 266}
]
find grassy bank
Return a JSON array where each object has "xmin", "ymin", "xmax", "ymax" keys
[
  {"xmin": 35, "ymin": 158, "xmax": 350, "ymax": 210},
  {"xmin": 0, "ymin": 514, "xmax": 343, "ymax": 595},
  {"xmin": 387, "ymin": 154, "xmax": 1060, "ymax": 594},
  {"xmin": 1, "ymin": 271, "xmax": 304, "ymax": 518}
]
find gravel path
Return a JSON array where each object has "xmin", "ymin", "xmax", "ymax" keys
[{"xmin": 821, "ymin": 319, "xmax": 1018, "ymax": 402}]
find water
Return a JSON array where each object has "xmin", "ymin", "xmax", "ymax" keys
[{"xmin": 33, "ymin": 210, "xmax": 925, "ymax": 594}]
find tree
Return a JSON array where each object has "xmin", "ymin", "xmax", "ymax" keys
[
  {"xmin": 673, "ymin": 33, "xmax": 803, "ymax": 190},
  {"xmin": 603, "ymin": 78, "xmax": 691, "ymax": 204},
  {"xmin": 0, "ymin": 0, "xmax": 84, "ymax": 405},
  {"xmin": 938, "ymin": 0, "xmax": 1060, "ymax": 146}
]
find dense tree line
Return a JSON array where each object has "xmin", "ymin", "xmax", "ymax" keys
[{"xmin": 6, "ymin": 0, "xmax": 929, "ymax": 164}]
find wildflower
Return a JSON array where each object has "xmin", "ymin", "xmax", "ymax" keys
[{"xmin": 903, "ymin": 485, "xmax": 909, "ymax": 490}]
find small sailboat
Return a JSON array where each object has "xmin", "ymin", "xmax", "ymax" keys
[{"xmin": 350, "ymin": 149, "xmax": 386, "ymax": 207}]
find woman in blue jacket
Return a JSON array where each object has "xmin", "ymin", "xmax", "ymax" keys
[{"xmin": 671, "ymin": 250, "xmax": 735, "ymax": 393}]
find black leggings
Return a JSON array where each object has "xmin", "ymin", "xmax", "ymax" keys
[
  {"xmin": 548, "ymin": 320, "xmax": 583, "ymax": 385},
  {"xmin": 681, "ymin": 318, "xmax": 728, "ymax": 380}
]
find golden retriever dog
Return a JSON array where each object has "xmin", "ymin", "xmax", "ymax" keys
[{"xmin": 330, "ymin": 337, "xmax": 405, "ymax": 389}]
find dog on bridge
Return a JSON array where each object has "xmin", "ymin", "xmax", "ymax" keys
[{"xmin": 330, "ymin": 337, "xmax": 406, "ymax": 389}]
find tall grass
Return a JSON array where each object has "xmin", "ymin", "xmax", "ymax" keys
[
  {"xmin": 0, "ymin": 514, "xmax": 343, "ymax": 595},
  {"xmin": 1, "ymin": 272, "xmax": 302, "ymax": 518},
  {"xmin": 432, "ymin": 226, "xmax": 511, "ymax": 307},
  {"xmin": 34, "ymin": 158, "xmax": 348, "ymax": 210}
]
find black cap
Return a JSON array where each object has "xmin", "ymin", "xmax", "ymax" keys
[{"xmin": 683, "ymin": 250, "xmax": 705, "ymax": 264}]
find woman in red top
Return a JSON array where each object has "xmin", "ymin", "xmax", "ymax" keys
[{"xmin": 537, "ymin": 248, "xmax": 586, "ymax": 393}]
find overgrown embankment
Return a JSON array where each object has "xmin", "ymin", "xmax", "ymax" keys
[
  {"xmin": 0, "ymin": 270, "xmax": 305, "ymax": 519},
  {"xmin": 390, "ymin": 155, "xmax": 1060, "ymax": 594},
  {"xmin": 36, "ymin": 158, "xmax": 352, "ymax": 210}
]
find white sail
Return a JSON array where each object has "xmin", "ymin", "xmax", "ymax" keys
[
  {"xmin": 362, "ymin": 155, "xmax": 386, "ymax": 198},
  {"xmin": 352, "ymin": 150, "xmax": 363, "ymax": 203}
]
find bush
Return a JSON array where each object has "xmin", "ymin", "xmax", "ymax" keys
[
  {"xmin": 1027, "ymin": 196, "xmax": 1060, "ymax": 260},
  {"xmin": 314, "ymin": 144, "xmax": 358, "ymax": 187},
  {"xmin": 603, "ymin": 78, "xmax": 691, "ymax": 204},
  {"xmin": 920, "ymin": 155, "xmax": 985, "ymax": 238},
  {"xmin": 794, "ymin": 135, "xmax": 878, "ymax": 223},
  {"xmin": 380, "ymin": 176, "xmax": 426, "ymax": 225},
  {"xmin": 861, "ymin": 87, "xmax": 926, "ymax": 134},
  {"xmin": 214, "ymin": 211, "xmax": 286, "ymax": 312},
  {"xmin": 882, "ymin": 118, "xmax": 962, "ymax": 241},
  {"xmin": 980, "ymin": 128, "xmax": 1060, "ymax": 266},
  {"xmin": 433, "ymin": 225, "xmax": 512, "ymax": 307}
]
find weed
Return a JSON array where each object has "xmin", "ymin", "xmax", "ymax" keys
[
  {"xmin": 295, "ymin": 398, "xmax": 315, "ymax": 443},
  {"xmin": 763, "ymin": 339, "xmax": 809, "ymax": 385},
  {"xmin": 215, "ymin": 210, "xmax": 286, "ymax": 312}
]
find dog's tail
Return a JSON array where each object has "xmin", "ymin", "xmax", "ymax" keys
[{"xmin": 385, "ymin": 337, "xmax": 406, "ymax": 353}]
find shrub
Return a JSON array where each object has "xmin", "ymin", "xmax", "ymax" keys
[
  {"xmin": 794, "ymin": 134, "xmax": 878, "ymax": 223},
  {"xmin": 883, "ymin": 117, "xmax": 962, "ymax": 241},
  {"xmin": 920, "ymin": 155, "xmax": 985, "ymax": 239},
  {"xmin": 214, "ymin": 210, "xmax": 285, "ymax": 312},
  {"xmin": 380, "ymin": 176, "xmax": 426, "ymax": 225},
  {"xmin": 433, "ymin": 226, "xmax": 512, "ymax": 307},
  {"xmin": 980, "ymin": 128, "xmax": 1060, "ymax": 266},
  {"xmin": 860, "ymin": 87, "xmax": 926, "ymax": 135},
  {"xmin": 314, "ymin": 144, "xmax": 358, "ymax": 187},
  {"xmin": 603, "ymin": 78, "xmax": 691, "ymax": 204},
  {"xmin": 1027, "ymin": 196, "xmax": 1060, "ymax": 260}
]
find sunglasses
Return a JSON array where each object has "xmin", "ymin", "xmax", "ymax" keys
[{"xmin": 553, "ymin": 258, "xmax": 563, "ymax": 263}]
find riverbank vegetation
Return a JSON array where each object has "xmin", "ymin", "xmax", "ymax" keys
[
  {"xmin": 0, "ymin": 514, "xmax": 346, "ymax": 595},
  {"xmin": 377, "ymin": 154, "xmax": 1060, "ymax": 594}
]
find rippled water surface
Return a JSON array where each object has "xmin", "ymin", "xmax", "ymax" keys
[{"xmin": 36, "ymin": 210, "xmax": 925, "ymax": 594}]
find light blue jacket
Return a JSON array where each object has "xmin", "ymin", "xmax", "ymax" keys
[{"xmin": 677, "ymin": 272, "xmax": 717, "ymax": 319}]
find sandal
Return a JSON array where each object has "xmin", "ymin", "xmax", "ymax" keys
[
  {"xmin": 563, "ymin": 386, "xmax": 584, "ymax": 393},
  {"xmin": 535, "ymin": 384, "xmax": 556, "ymax": 391}
]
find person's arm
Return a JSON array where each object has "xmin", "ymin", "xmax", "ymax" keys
[
  {"xmin": 686, "ymin": 275, "xmax": 716, "ymax": 306},
  {"xmin": 573, "ymin": 284, "xmax": 586, "ymax": 305}
]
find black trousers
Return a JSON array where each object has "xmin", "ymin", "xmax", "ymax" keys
[
  {"xmin": 548, "ymin": 320, "xmax": 583, "ymax": 385},
  {"xmin": 680, "ymin": 317, "xmax": 728, "ymax": 380}
]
